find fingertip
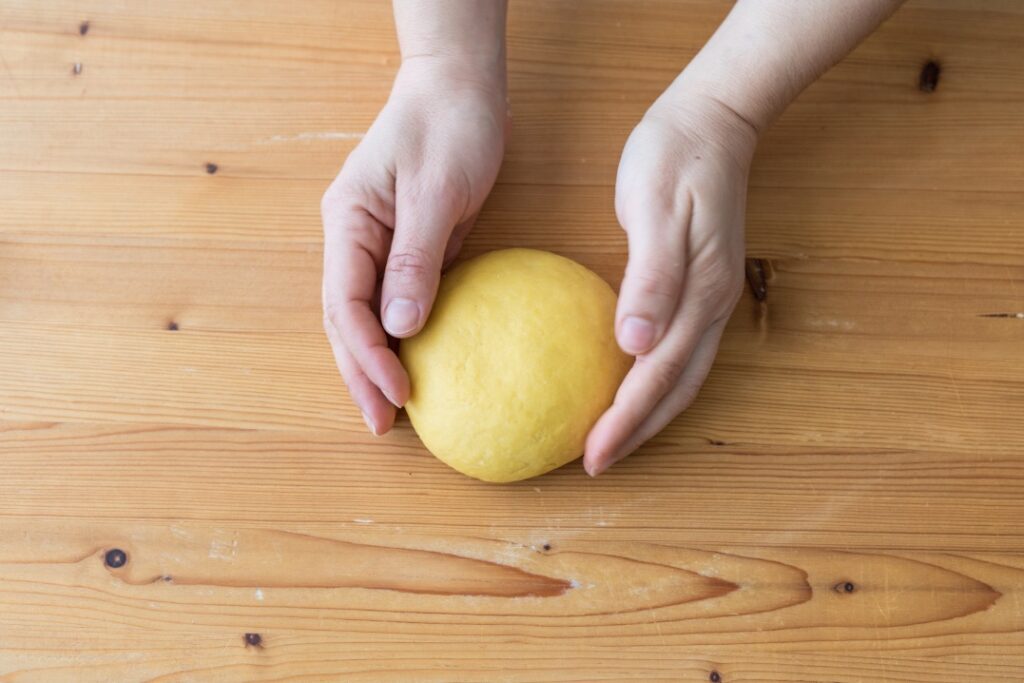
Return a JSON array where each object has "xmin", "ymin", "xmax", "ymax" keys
[
  {"xmin": 382, "ymin": 297, "xmax": 422, "ymax": 338},
  {"xmin": 585, "ymin": 441, "xmax": 629, "ymax": 478},
  {"xmin": 377, "ymin": 404, "xmax": 397, "ymax": 435},
  {"xmin": 381, "ymin": 388, "xmax": 404, "ymax": 409},
  {"xmin": 358, "ymin": 345, "xmax": 410, "ymax": 409},
  {"xmin": 361, "ymin": 410, "xmax": 380, "ymax": 437},
  {"xmin": 584, "ymin": 458, "xmax": 609, "ymax": 478},
  {"xmin": 617, "ymin": 315, "xmax": 656, "ymax": 355},
  {"xmin": 583, "ymin": 421, "xmax": 616, "ymax": 477},
  {"xmin": 361, "ymin": 400, "xmax": 396, "ymax": 437},
  {"xmin": 381, "ymin": 374, "xmax": 410, "ymax": 409}
]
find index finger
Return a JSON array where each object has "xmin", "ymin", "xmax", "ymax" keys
[
  {"xmin": 583, "ymin": 291, "xmax": 718, "ymax": 475},
  {"xmin": 587, "ymin": 319, "xmax": 727, "ymax": 475},
  {"xmin": 322, "ymin": 203, "xmax": 410, "ymax": 408}
]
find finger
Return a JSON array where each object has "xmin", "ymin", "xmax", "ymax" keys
[
  {"xmin": 583, "ymin": 293, "xmax": 717, "ymax": 475},
  {"xmin": 380, "ymin": 178, "xmax": 465, "ymax": 338},
  {"xmin": 322, "ymin": 205, "xmax": 410, "ymax": 407},
  {"xmin": 324, "ymin": 318, "xmax": 397, "ymax": 436},
  {"xmin": 586, "ymin": 318, "xmax": 727, "ymax": 475},
  {"xmin": 614, "ymin": 193, "xmax": 691, "ymax": 355}
]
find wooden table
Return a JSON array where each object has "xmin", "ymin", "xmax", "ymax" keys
[{"xmin": 2, "ymin": 1, "xmax": 1023, "ymax": 680}]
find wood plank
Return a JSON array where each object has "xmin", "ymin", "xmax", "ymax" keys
[
  {"xmin": 0, "ymin": 516, "xmax": 1022, "ymax": 680},
  {"xmin": 1, "ymin": 423, "xmax": 1022, "ymax": 552},
  {"xmin": 4, "ymin": 175, "xmax": 1024, "ymax": 272},
  {"xmin": 0, "ymin": 2, "xmax": 1023, "ymax": 191},
  {"xmin": 2, "ymin": 242, "xmax": 1020, "ymax": 448}
]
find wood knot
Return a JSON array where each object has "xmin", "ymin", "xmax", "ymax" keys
[
  {"xmin": 205, "ymin": 162, "xmax": 219, "ymax": 175},
  {"xmin": 79, "ymin": 21, "xmax": 90, "ymax": 36},
  {"xmin": 710, "ymin": 671, "xmax": 722, "ymax": 683},
  {"xmin": 167, "ymin": 321, "xmax": 179, "ymax": 331},
  {"xmin": 541, "ymin": 543, "xmax": 551, "ymax": 552},
  {"xmin": 104, "ymin": 548, "xmax": 128, "ymax": 569},
  {"xmin": 744, "ymin": 258, "xmax": 767, "ymax": 302},
  {"xmin": 832, "ymin": 580, "xmax": 856, "ymax": 594},
  {"xmin": 244, "ymin": 632, "xmax": 263, "ymax": 648},
  {"xmin": 919, "ymin": 60, "xmax": 941, "ymax": 93}
]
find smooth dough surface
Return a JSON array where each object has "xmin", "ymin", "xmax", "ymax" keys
[{"xmin": 401, "ymin": 248, "xmax": 631, "ymax": 483}]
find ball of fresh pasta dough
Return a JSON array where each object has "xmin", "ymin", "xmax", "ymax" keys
[{"xmin": 401, "ymin": 248, "xmax": 631, "ymax": 482}]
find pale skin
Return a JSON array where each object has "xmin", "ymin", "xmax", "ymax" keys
[{"xmin": 322, "ymin": 0, "xmax": 904, "ymax": 476}]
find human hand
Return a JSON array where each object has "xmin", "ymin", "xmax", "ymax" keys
[
  {"xmin": 583, "ymin": 96, "xmax": 758, "ymax": 476},
  {"xmin": 321, "ymin": 57, "xmax": 508, "ymax": 436},
  {"xmin": 579, "ymin": 0, "xmax": 903, "ymax": 475}
]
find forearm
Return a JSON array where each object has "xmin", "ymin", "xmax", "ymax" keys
[
  {"xmin": 393, "ymin": 0, "xmax": 508, "ymax": 79},
  {"xmin": 662, "ymin": 0, "xmax": 904, "ymax": 133}
]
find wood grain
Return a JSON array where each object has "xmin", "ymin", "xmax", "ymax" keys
[{"xmin": 1, "ymin": 0, "xmax": 1023, "ymax": 681}]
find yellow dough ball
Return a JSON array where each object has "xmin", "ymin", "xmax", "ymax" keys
[{"xmin": 401, "ymin": 248, "xmax": 631, "ymax": 483}]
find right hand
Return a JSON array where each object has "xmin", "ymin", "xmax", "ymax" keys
[{"xmin": 322, "ymin": 57, "xmax": 508, "ymax": 436}]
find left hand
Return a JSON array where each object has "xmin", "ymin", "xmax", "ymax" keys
[
  {"xmin": 320, "ymin": 57, "xmax": 508, "ymax": 437},
  {"xmin": 583, "ymin": 95, "xmax": 759, "ymax": 476}
]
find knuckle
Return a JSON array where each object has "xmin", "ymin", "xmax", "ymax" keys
[
  {"xmin": 387, "ymin": 246, "xmax": 436, "ymax": 280},
  {"xmin": 405, "ymin": 170, "xmax": 467, "ymax": 205},
  {"xmin": 319, "ymin": 185, "xmax": 337, "ymax": 216},
  {"xmin": 627, "ymin": 265, "xmax": 682, "ymax": 304},
  {"xmin": 641, "ymin": 355, "xmax": 686, "ymax": 397},
  {"xmin": 320, "ymin": 179, "xmax": 354, "ymax": 215},
  {"xmin": 687, "ymin": 254, "xmax": 744, "ymax": 319},
  {"xmin": 673, "ymin": 380, "xmax": 702, "ymax": 412},
  {"xmin": 322, "ymin": 303, "xmax": 345, "ymax": 332},
  {"xmin": 321, "ymin": 175, "xmax": 372, "ymax": 221},
  {"xmin": 344, "ymin": 215, "xmax": 379, "ymax": 247},
  {"xmin": 435, "ymin": 174, "xmax": 469, "ymax": 203},
  {"xmin": 725, "ymin": 274, "xmax": 744, "ymax": 307},
  {"xmin": 320, "ymin": 189, "xmax": 353, "ymax": 230},
  {"xmin": 704, "ymin": 271, "xmax": 739, "ymax": 305}
]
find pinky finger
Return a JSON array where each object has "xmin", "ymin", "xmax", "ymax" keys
[
  {"xmin": 325, "ymin": 322, "xmax": 396, "ymax": 436},
  {"xmin": 593, "ymin": 319, "xmax": 727, "ymax": 474}
]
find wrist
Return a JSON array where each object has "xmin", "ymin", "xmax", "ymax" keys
[
  {"xmin": 399, "ymin": 43, "xmax": 505, "ymax": 78},
  {"xmin": 398, "ymin": 53, "xmax": 506, "ymax": 98},
  {"xmin": 646, "ymin": 88, "xmax": 760, "ymax": 164},
  {"xmin": 394, "ymin": 1, "xmax": 507, "ymax": 93},
  {"xmin": 663, "ymin": 66, "xmax": 780, "ymax": 138},
  {"xmin": 658, "ymin": 0, "xmax": 903, "ymax": 136}
]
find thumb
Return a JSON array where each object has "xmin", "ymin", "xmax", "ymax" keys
[
  {"xmin": 380, "ymin": 179, "xmax": 464, "ymax": 338},
  {"xmin": 615, "ymin": 207, "xmax": 688, "ymax": 355}
]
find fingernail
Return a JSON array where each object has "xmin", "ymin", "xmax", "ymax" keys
[
  {"xmin": 619, "ymin": 316, "xmax": 655, "ymax": 354},
  {"xmin": 361, "ymin": 410, "xmax": 379, "ymax": 436},
  {"xmin": 382, "ymin": 387, "xmax": 403, "ymax": 408},
  {"xmin": 585, "ymin": 459, "xmax": 606, "ymax": 478},
  {"xmin": 383, "ymin": 298, "xmax": 420, "ymax": 336}
]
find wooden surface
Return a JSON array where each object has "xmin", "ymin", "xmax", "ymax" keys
[{"xmin": 2, "ymin": 1, "xmax": 1023, "ymax": 681}]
